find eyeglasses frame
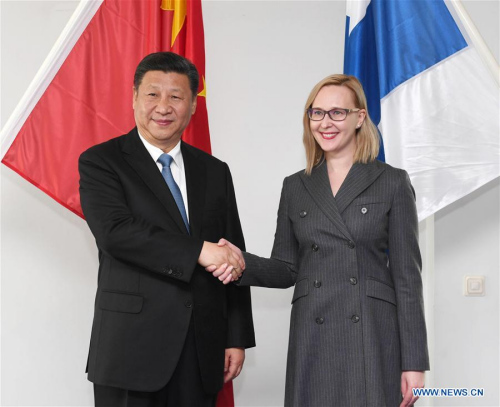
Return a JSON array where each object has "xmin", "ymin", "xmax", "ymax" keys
[{"xmin": 307, "ymin": 107, "xmax": 361, "ymax": 122}]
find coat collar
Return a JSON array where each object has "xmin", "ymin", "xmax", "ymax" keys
[
  {"xmin": 299, "ymin": 159, "xmax": 385, "ymax": 241},
  {"xmin": 334, "ymin": 160, "xmax": 386, "ymax": 213},
  {"xmin": 181, "ymin": 141, "xmax": 206, "ymax": 239},
  {"xmin": 299, "ymin": 161, "xmax": 352, "ymax": 241},
  {"xmin": 121, "ymin": 129, "xmax": 205, "ymax": 236}
]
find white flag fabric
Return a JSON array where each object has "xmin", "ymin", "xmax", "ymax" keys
[{"xmin": 344, "ymin": 0, "xmax": 499, "ymax": 221}]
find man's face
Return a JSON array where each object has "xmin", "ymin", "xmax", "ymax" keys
[{"xmin": 133, "ymin": 70, "xmax": 197, "ymax": 152}]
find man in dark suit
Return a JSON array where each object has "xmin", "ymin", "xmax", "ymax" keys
[{"xmin": 79, "ymin": 52, "xmax": 255, "ymax": 407}]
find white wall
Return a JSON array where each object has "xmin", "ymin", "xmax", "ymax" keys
[{"xmin": 1, "ymin": 1, "xmax": 498, "ymax": 406}]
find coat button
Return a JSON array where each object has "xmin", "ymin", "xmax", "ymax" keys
[
  {"xmin": 312, "ymin": 244, "xmax": 319, "ymax": 252},
  {"xmin": 314, "ymin": 280, "xmax": 322, "ymax": 288},
  {"xmin": 300, "ymin": 210, "xmax": 307, "ymax": 218},
  {"xmin": 361, "ymin": 207, "xmax": 368, "ymax": 214},
  {"xmin": 315, "ymin": 317, "xmax": 324, "ymax": 325},
  {"xmin": 166, "ymin": 268, "xmax": 173, "ymax": 275},
  {"xmin": 351, "ymin": 315, "xmax": 360, "ymax": 323},
  {"xmin": 349, "ymin": 277, "xmax": 358, "ymax": 285},
  {"xmin": 348, "ymin": 241, "xmax": 355, "ymax": 249},
  {"xmin": 185, "ymin": 301, "xmax": 192, "ymax": 308}
]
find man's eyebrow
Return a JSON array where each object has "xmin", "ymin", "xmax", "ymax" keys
[{"xmin": 144, "ymin": 84, "xmax": 184, "ymax": 92}]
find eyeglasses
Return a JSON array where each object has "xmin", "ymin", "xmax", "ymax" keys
[{"xmin": 307, "ymin": 107, "xmax": 361, "ymax": 121}]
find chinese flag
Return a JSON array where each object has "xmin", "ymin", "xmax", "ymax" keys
[
  {"xmin": 1, "ymin": 0, "xmax": 234, "ymax": 405},
  {"xmin": 2, "ymin": 0, "xmax": 211, "ymax": 217}
]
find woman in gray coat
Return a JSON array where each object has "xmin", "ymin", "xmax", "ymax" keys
[{"xmin": 208, "ymin": 75, "xmax": 429, "ymax": 407}]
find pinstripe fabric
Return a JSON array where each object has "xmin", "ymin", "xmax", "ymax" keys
[{"xmin": 240, "ymin": 160, "xmax": 429, "ymax": 407}]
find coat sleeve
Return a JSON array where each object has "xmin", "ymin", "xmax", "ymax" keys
[
  {"xmin": 223, "ymin": 164, "xmax": 256, "ymax": 349},
  {"xmin": 79, "ymin": 147, "xmax": 204, "ymax": 283},
  {"xmin": 388, "ymin": 170, "xmax": 430, "ymax": 371},
  {"xmin": 239, "ymin": 177, "xmax": 298, "ymax": 289}
]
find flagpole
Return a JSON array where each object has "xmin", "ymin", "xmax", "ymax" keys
[
  {"xmin": 448, "ymin": 0, "xmax": 499, "ymax": 85},
  {"xmin": 421, "ymin": 215, "xmax": 435, "ymax": 406},
  {"xmin": 0, "ymin": 0, "xmax": 103, "ymax": 159}
]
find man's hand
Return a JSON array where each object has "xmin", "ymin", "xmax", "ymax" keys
[
  {"xmin": 205, "ymin": 239, "xmax": 245, "ymax": 284},
  {"xmin": 198, "ymin": 241, "xmax": 244, "ymax": 275},
  {"xmin": 224, "ymin": 347, "xmax": 245, "ymax": 383},
  {"xmin": 400, "ymin": 371, "xmax": 424, "ymax": 406}
]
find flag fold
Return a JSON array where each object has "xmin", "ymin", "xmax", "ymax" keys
[{"xmin": 344, "ymin": 0, "xmax": 499, "ymax": 220}]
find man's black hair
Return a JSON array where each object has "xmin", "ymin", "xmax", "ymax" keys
[{"xmin": 134, "ymin": 52, "xmax": 199, "ymax": 98}]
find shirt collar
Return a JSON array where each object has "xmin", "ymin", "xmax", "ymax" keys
[
  {"xmin": 137, "ymin": 131, "xmax": 182, "ymax": 165},
  {"xmin": 167, "ymin": 140, "xmax": 183, "ymax": 166}
]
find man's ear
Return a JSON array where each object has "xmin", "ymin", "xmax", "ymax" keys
[
  {"xmin": 132, "ymin": 86, "xmax": 138, "ymax": 109},
  {"xmin": 191, "ymin": 97, "xmax": 197, "ymax": 115}
]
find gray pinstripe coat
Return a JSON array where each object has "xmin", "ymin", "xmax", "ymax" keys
[{"xmin": 239, "ymin": 160, "xmax": 429, "ymax": 407}]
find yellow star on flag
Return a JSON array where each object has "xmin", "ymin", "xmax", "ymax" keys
[{"xmin": 161, "ymin": 0, "xmax": 187, "ymax": 47}]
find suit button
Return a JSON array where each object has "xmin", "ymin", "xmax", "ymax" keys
[
  {"xmin": 300, "ymin": 210, "xmax": 307, "ymax": 218},
  {"xmin": 351, "ymin": 315, "xmax": 360, "ymax": 323},
  {"xmin": 313, "ymin": 280, "xmax": 322, "ymax": 288},
  {"xmin": 312, "ymin": 244, "xmax": 319, "ymax": 252},
  {"xmin": 315, "ymin": 317, "xmax": 324, "ymax": 325},
  {"xmin": 361, "ymin": 207, "xmax": 368, "ymax": 214},
  {"xmin": 348, "ymin": 241, "xmax": 355, "ymax": 249},
  {"xmin": 350, "ymin": 277, "xmax": 358, "ymax": 285},
  {"xmin": 185, "ymin": 301, "xmax": 192, "ymax": 308},
  {"xmin": 165, "ymin": 268, "xmax": 173, "ymax": 275}
]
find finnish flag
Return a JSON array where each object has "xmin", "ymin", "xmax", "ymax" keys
[{"xmin": 344, "ymin": 0, "xmax": 499, "ymax": 221}]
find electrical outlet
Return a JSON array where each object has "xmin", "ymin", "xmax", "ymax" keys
[{"xmin": 464, "ymin": 276, "xmax": 485, "ymax": 297}]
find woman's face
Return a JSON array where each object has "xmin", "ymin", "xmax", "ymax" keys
[{"xmin": 310, "ymin": 85, "xmax": 365, "ymax": 159}]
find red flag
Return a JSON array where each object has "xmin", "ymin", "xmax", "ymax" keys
[
  {"xmin": 2, "ymin": 0, "xmax": 211, "ymax": 216},
  {"xmin": 1, "ymin": 0, "xmax": 234, "ymax": 405}
]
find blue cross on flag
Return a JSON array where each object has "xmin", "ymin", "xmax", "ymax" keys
[{"xmin": 344, "ymin": 0, "xmax": 499, "ymax": 221}]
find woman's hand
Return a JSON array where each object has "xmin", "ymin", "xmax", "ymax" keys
[
  {"xmin": 205, "ymin": 239, "xmax": 245, "ymax": 284},
  {"xmin": 400, "ymin": 371, "xmax": 425, "ymax": 406}
]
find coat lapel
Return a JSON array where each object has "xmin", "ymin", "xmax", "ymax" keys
[
  {"xmin": 121, "ymin": 129, "xmax": 188, "ymax": 234},
  {"xmin": 181, "ymin": 142, "xmax": 206, "ymax": 239},
  {"xmin": 299, "ymin": 161, "xmax": 353, "ymax": 241},
  {"xmin": 335, "ymin": 161, "xmax": 386, "ymax": 214}
]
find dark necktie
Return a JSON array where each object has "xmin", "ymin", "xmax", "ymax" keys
[{"xmin": 157, "ymin": 153, "xmax": 190, "ymax": 234}]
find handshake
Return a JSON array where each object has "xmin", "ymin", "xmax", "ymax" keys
[{"xmin": 198, "ymin": 239, "xmax": 245, "ymax": 284}]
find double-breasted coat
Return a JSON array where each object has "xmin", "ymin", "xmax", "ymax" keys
[{"xmin": 239, "ymin": 159, "xmax": 429, "ymax": 406}]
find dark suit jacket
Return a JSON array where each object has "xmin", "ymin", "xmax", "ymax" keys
[
  {"xmin": 79, "ymin": 128, "xmax": 255, "ymax": 393},
  {"xmin": 239, "ymin": 160, "xmax": 429, "ymax": 406}
]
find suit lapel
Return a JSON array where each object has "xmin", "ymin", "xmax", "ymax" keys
[
  {"xmin": 300, "ymin": 161, "xmax": 353, "ymax": 241},
  {"xmin": 181, "ymin": 142, "xmax": 206, "ymax": 239},
  {"xmin": 335, "ymin": 161, "xmax": 386, "ymax": 214},
  {"xmin": 121, "ymin": 129, "xmax": 188, "ymax": 234}
]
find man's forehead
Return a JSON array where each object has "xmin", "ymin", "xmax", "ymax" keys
[{"xmin": 138, "ymin": 71, "xmax": 190, "ymax": 89}]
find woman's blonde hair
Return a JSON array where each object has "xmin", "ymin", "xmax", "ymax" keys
[{"xmin": 303, "ymin": 74, "xmax": 379, "ymax": 174}]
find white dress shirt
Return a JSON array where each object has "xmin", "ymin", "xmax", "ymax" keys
[{"xmin": 138, "ymin": 133, "xmax": 189, "ymax": 221}]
